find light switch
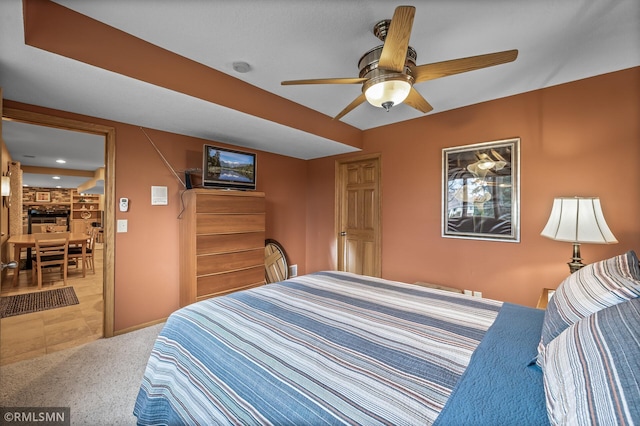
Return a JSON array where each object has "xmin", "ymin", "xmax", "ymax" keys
[{"xmin": 117, "ymin": 219, "xmax": 128, "ymax": 233}]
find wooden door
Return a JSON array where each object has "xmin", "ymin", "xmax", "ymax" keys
[{"xmin": 336, "ymin": 154, "xmax": 381, "ymax": 277}]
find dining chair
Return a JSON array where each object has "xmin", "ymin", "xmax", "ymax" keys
[
  {"xmin": 32, "ymin": 232, "xmax": 70, "ymax": 290},
  {"xmin": 68, "ymin": 227, "xmax": 98, "ymax": 274}
]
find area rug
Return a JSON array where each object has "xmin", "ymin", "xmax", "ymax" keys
[{"xmin": 0, "ymin": 287, "xmax": 79, "ymax": 319}]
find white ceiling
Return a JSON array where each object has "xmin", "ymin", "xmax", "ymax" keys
[
  {"xmin": 1, "ymin": 0, "xmax": 639, "ymax": 186},
  {"xmin": 2, "ymin": 120, "xmax": 104, "ymax": 189}
]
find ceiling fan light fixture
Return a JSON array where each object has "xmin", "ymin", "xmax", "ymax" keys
[
  {"xmin": 281, "ymin": 6, "xmax": 518, "ymax": 121},
  {"xmin": 363, "ymin": 74, "xmax": 412, "ymax": 110}
]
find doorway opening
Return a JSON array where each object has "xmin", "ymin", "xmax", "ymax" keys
[{"xmin": 1, "ymin": 107, "xmax": 115, "ymax": 365}]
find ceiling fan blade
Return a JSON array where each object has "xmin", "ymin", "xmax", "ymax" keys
[
  {"xmin": 281, "ymin": 77, "xmax": 367, "ymax": 85},
  {"xmin": 403, "ymin": 88, "xmax": 433, "ymax": 113},
  {"xmin": 410, "ymin": 49, "xmax": 518, "ymax": 83},
  {"xmin": 334, "ymin": 93, "xmax": 367, "ymax": 121},
  {"xmin": 378, "ymin": 6, "xmax": 416, "ymax": 72}
]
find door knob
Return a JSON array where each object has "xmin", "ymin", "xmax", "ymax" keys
[
  {"xmin": 1, "ymin": 261, "xmax": 18, "ymax": 271},
  {"xmin": 340, "ymin": 231, "xmax": 347, "ymax": 236}
]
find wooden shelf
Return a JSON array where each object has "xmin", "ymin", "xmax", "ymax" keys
[
  {"xmin": 24, "ymin": 202, "xmax": 68, "ymax": 206},
  {"xmin": 71, "ymin": 191, "xmax": 102, "ymax": 233}
]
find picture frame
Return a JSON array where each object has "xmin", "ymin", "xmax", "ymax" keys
[
  {"xmin": 35, "ymin": 191, "xmax": 51, "ymax": 203},
  {"xmin": 442, "ymin": 138, "xmax": 520, "ymax": 242}
]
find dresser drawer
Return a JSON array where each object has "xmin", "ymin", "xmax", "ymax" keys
[
  {"xmin": 196, "ymin": 213, "xmax": 265, "ymax": 234},
  {"xmin": 196, "ymin": 195, "xmax": 264, "ymax": 214},
  {"xmin": 197, "ymin": 248, "xmax": 264, "ymax": 276},
  {"xmin": 196, "ymin": 266, "xmax": 264, "ymax": 298},
  {"xmin": 196, "ymin": 232, "xmax": 264, "ymax": 255}
]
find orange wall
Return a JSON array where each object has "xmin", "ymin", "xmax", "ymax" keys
[
  {"xmin": 3, "ymin": 101, "xmax": 308, "ymax": 331},
  {"xmin": 306, "ymin": 67, "xmax": 640, "ymax": 307},
  {"xmin": 5, "ymin": 67, "xmax": 638, "ymax": 331},
  {"xmin": 113, "ymin": 129, "xmax": 309, "ymax": 330}
]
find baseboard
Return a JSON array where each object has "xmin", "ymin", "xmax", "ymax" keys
[{"xmin": 113, "ymin": 317, "xmax": 167, "ymax": 336}]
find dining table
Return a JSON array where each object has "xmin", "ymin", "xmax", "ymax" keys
[{"xmin": 7, "ymin": 232, "xmax": 89, "ymax": 287}]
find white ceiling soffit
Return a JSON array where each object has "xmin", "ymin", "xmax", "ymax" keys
[
  {"xmin": 0, "ymin": 1, "xmax": 358, "ymax": 161},
  {"xmin": 1, "ymin": 1, "xmax": 639, "ymax": 160}
]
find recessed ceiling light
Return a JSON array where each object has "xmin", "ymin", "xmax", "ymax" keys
[
  {"xmin": 56, "ymin": 159, "xmax": 66, "ymax": 164},
  {"xmin": 52, "ymin": 176, "xmax": 61, "ymax": 180},
  {"xmin": 55, "ymin": 185, "xmax": 62, "ymax": 188}
]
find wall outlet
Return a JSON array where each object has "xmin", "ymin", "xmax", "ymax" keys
[
  {"xmin": 463, "ymin": 289, "xmax": 473, "ymax": 296},
  {"xmin": 289, "ymin": 264, "xmax": 298, "ymax": 278},
  {"xmin": 473, "ymin": 291, "xmax": 483, "ymax": 298}
]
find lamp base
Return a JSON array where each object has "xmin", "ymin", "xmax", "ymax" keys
[{"xmin": 568, "ymin": 242, "xmax": 585, "ymax": 273}]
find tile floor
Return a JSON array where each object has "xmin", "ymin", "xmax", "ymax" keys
[{"xmin": 0, "ymin": 245, "xmax": 104, "ymax": 365}]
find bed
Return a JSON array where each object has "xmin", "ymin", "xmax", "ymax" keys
[{"xmin": 134, "ymin": 251, "xmax": 640, "ymax": 425}]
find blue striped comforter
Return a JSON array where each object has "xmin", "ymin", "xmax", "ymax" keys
[{"xmin": 134, "ymin": 271, "xmax": 503, "ymax": 425}]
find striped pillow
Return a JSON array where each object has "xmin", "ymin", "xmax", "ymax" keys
[
  {"xmin": 536, "ymin": 250, "xmax": 640, "ymax": 368},
  {"xmin": 543, "ymin": 298, "xmax": 640, "ymax": 425}
]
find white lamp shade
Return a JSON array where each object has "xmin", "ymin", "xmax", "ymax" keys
[
  {"xmin": 541, "ymin": 197, "xmax": 617, "ymax": 244},
  {"xmin": 1, "ymin": 176, "xmax": 9, "ymax": 197},
  {"xmin": 364, "ymin": 79, "xmax": 411, "ymax": 108}
]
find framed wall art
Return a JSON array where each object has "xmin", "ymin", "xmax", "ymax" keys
[
  {"xmin": 442, "ymin": 138, "xmax": 520, "ymax": 242},
  {"xmin": 35, "ymin": 191, "xmax": 51, "ymax": 203}
]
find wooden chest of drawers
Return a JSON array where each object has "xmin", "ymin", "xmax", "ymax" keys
[{"xmin": 179, "ymin": 189, "xmax": 265, "ymax": 306}]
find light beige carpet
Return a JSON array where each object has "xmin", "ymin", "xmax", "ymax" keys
[{"xmin": 0, "ymin": 323, "xmax": 164, "ymax": 425}]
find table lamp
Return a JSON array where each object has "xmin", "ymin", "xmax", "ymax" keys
[{"xmin": 541, "ymin": 197, "xmax": 617, "ymax": 273}]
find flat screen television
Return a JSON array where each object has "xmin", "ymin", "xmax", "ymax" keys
[{"xmin": 202, "ymin": 144, "xmax": 257, "ymax": 190}]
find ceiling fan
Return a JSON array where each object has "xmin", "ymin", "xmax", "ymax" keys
[{"xmin": 281, "ymin": 5, "xmax": 518, "ymax": 121}]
